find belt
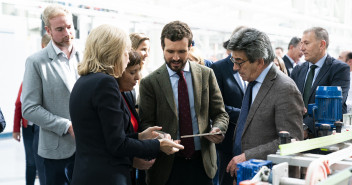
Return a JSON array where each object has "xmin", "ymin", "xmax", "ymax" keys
[{"xmin": 175, "ymin": 150, "xmax": 201, "ymax": 160}]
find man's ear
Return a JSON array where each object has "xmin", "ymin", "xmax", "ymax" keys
[
  {"xmin": 320, "ymin": 40, "xmax": 327, "ymax": 50},
  {"xmin": 45, "ymin": 26, "xmax": 51, "ymax": 35},
  {"xmin": 258, "ymin": 58, "xmax": 265, "ymax": 65}
]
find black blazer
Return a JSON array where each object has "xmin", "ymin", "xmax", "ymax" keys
[
  {"xmin": 122, "ymin": 91, "xmax": 141, "ymax": 133},
  {"xmin": 291, "ymin": 55, "xmax": 350, "ymax": 132},
  {"xmin": 211, "ymin": 55, "xmax": 244, "ymax": 153},
  {"xmin": 283, "ymin": 55, "xmax": 294, "ymax": 76},
  {"xmin": 69, "ymin": 72, "xmax": 160, "ymax": 185}
]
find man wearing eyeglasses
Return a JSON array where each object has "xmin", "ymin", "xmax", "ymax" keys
[{"xmin": 225, "ymin": 28, "xmax": 304, "ymax": 183}]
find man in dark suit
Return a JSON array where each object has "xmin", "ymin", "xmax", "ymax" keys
[
  {"xmin": 210, "ymin": 38, "xmax": 246, "ymax": 185},
  {"xmin": 225, "ymin": 28, "xmax": 304, "ymax": 182},
  {"xmin": 282, "ymin": 37, "xmax": 303, "ymax": 76},
  {"xmin": 291, "ymin": 27, "xmax": 350, "ymax": 136},
  {"xmin": 139, "ymin": 21, "xmax": 229, "ymax": 185}
]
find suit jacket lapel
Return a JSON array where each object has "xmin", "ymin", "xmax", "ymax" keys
[
  {"xmin": 156, "ymin": 65, "xmax": 178, "ymax": 117},
  {"xmin": 190, "ymin": 62, "xmax": 202, "ymax": 118},
  {"xmin": 309, "ymin": 55, "xmax": 332, "ymax": 99},
  {"xmin": 297, "ymin": 62, "xmax": 309, "ymax": 94},
  {"xmin": 47, "ymin": 41, "xmax": 76, "ymax": 92},
  {"xmin": 243, "ymin": 65, "xmax": 277, "ymax": 135}
]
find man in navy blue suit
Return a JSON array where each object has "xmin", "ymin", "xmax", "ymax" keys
[
  {"xmin": 282, "ymin": 37, "xmax": 303, "ymax": 76},
  {"xmin": 291, "ymin": 27, "xmax": 350, "ymax": 137},
  {"xmin": 210, "ymin": 32, "xmax": 246, "ymax": 185}
]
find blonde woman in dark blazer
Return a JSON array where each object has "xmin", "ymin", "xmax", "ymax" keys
[{"xmin": 69, "ymin": 24, "xmax": 183, "ymax": 185}]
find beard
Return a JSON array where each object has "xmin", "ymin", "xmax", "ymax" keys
[
  {"xmin": 53, "ymin": 35, "xmax": 74, "ymax": 48},
  {"xmin": 165, "ymin": 57, "xmax": 187, "ymax": 72}
]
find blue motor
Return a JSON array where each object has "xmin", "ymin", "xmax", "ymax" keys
[
  {"xmin": 236, "ymin": 159, "xmax": 272, "ymax": 185},
  {"xmin": 307, "ymin": 86, "xmax": 343, "ymax": 129}
]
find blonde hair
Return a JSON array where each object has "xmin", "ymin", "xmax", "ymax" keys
[
  {"xmin": 78, "ymin": 24, "xmax": 131, "ymax": 77},
  {"xmin": 274, "ymin": 56, "xmax": 288, "ymax": 75},
  {"xmin": 42, "ymin": 4, "xmax": 72, "ymax": 28},
  {"xmin": 188, "ymin": 47, "xmax": 205, "ymax": 65},
  {"xmin": 129, "ymin": 33, "xmax": 149, "ymax": 50}
]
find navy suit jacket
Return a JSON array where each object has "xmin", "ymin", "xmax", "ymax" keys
[
  {"xmin": 283, "ymin": 55, "xmax": 294, "ymax": 76},
  {"xmin": 70, "ymin": 72, "xmax": 160, "ymax": 185},
  {"xmin": 291, "ymin": 55, "xmax": 350, "ymax": 132},
  {"xmin": 211, "ymin": 55, "xmax": 244, "ymax": 153}
]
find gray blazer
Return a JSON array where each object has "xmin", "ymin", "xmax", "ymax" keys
[
  {"xmin": 240, "ymin": 64, "xmax": 304, "ymax": 160},
  {"xmin": 22, "ymin": 41, "xmax": 79, "ymax": 159}
]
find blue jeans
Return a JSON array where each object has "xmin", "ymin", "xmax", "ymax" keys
[
  {"xmin": 22, "ymin": 125, "xmax": 46, "ymax": 185},
  {"xmin": 22, "ymin": 125, "xmax": 37, "ymax": 185},
  {"xmin": 33, "ymin": 125, "xmax": 46, "ymax": 185}
]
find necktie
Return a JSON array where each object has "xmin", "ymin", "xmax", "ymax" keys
[
  {"xmin": 303, "ymin": 65, "xmax": 318, "ymax": 108},
  {"xmin": 233, "ymin": 81, "xmax": 258, "ymax": 156},
  {"xmin": 177, "ymin": 71, "xmax": 195, "ymax": 158}
]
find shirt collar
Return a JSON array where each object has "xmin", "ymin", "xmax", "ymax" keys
[
  {"xmin": 166, "ymin": 60, "xmax": 190, "ymax": 77},
  {"xmin": 285, "ymin": 54, "xmax": 295, "ymax": 66},
  {"xmin": 255, "ymin": 62, "xmax": 273, "ymax": 84},
  {"xmin": 51, "ymin": 41, "xmax": 76, "ymax": 58},
  {"xmin": 308, "ymin": 54, "xmax": 327, "ymax": 69}
]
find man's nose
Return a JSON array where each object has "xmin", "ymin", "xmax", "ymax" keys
[{"xmin": 172, "ymin": 53, "xmax": 180, "ymax": 61}]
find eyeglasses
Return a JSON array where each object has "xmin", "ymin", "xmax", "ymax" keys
[{"xmin": 230, "ymin": 57, "xmax": 249, "ymax": 67}]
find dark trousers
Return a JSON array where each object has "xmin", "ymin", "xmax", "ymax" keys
[
  {"xmin": 22, "ymin": 125, "xmax": 36, "ymax": 185},
  {"xmin": 33, "ymin": 125, "xmax": 46, "ymax": 185},
  {"xmin": 165, "ymin": 154, "xmax": 213, "ymax": 185},
  {"xmin": 213, "ymin": 152, "xmax": 219, "ymax": 185},
  {"xmin": 136, "ymin": 169, "xmax": 147, "ymax": 185},
  {"xmin": 218, "ymin": 151, "xmax": 235, "ymax": 185},
  {"xmin": 44, "ymin": 154, "xmax": 75, "ymax": 185}
]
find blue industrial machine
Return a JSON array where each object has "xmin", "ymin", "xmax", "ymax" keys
[
  {"xmin": 236, "ymin": 159, "xmax": 272, "ymax": 185},
  {"xmin": 307, "ymin": 86, "xmax": 343, "ymax": 129}
]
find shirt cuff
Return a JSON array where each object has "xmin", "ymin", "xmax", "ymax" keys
[{"xmin": 64, "ymin": 122, "xmax": 70, "ymax": 134}]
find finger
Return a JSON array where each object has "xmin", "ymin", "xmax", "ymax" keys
[
  {"xmin": 174, "ymin": 140, "xmax": 181, "ymax": 144},
  {"xmin": 149, "ymin": 126, "xmax": 162, "ymax": 131},
  {"xmin": 210, "ymin": 127, "xmax": 221, "ymax": 133},
  {"xmin": 171, "ymin": 142, "xmax": 184, "ymax": 150},
  {"xmin": 150, "ymin": 132, "xmax": 159, "ymax": 138},
  {"xmin": 171, "ymin": 147, "xmax": 180, "ymax": 153},
  {"xmin": 205, "ymin": 135, "xmax": 217, "ymax": 143},
  {"xmin": 204, "ymin": 135, "xmax": 214, "ymax": 142},
  {"xmin": 230, "ymin": 166, "xmax": 235, "ymax": 177},
  {"xmin": 226, "ymin": 160, "xmax": 233, "ymax": 173},
  {"xmin": 164, "ymin": 134, "xmax": 172, "ymax": 140},
  {"xmin": 211, "ymin": 134, "xmax": 223, "ymax": 141}
]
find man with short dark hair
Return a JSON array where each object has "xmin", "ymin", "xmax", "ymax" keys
[
  {"xmin": 291, "ymin": 27, "xmax": 350, "ymax": 136},
  {"xmin": 275, "ymin": 47, "xmax": 284, "ymax": 58},
  {"xmin": 139, "ymin": 20, "xmax": 229, "ymax": 185},
  {"xmin": 225, "ymin": 28, "xmax": 304, "ymax": 184},
  {"xmin": 283, "ymin": 37, "xmax": 303, "ymax": 76},
  {"xmin": 338, "ymin": 50, "xmax": 351, "ymax": 63}
]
